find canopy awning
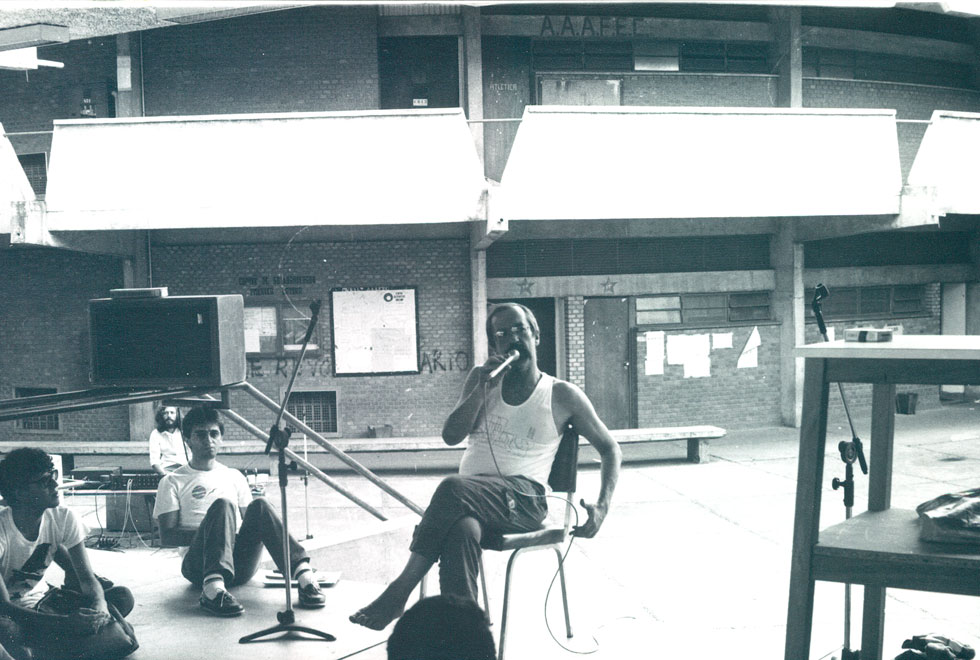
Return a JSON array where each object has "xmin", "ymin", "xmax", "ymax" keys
[
  {"xmin": 497, "ymin": 106, "xmax": 903, "ymax": 221},
  {"xmin": 907, "ymin": 110, "xmax": 980, "ymax": 216},
  {"xmin": 1, "ymin": 122, "xmax": 35, "ymax": 235},
  {"xmin": 44, "ymin": 109, "xmax": 487, "ymax": 231}
]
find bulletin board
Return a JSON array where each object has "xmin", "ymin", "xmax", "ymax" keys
[{"xmin": 330, "ymin": 287, "xmax": 420, "ymax": 376}]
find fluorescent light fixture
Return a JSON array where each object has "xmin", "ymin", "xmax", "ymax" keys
[{"xmin": 0, "ymin": 24, "xmax": 69, "ymax": 53}]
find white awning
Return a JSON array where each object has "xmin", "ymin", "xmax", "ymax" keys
[
  {"xmin": 907, "ymin": 110, "xmax": 980, "ymax": 216},
  {"xmin": 44, "ymin": 109, "xmax": 486, "ymax": 230},
  {"xmin": 1, "ymin": 122, "xmax": 34, "ymax": 235},
  {"xmin": 497, "ymin": 106, "xmax": 903, "ymax": 221}
]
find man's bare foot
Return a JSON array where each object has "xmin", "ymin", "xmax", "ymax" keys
[{"xmin": 349, "ymin": 585, "xmax": 408, "ymax": 630}]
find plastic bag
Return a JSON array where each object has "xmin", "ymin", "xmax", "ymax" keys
[{"xmin": 916, "ymin": 487, "xmax": 980, "ymax": 545}]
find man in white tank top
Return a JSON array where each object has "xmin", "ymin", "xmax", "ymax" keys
[{"xmin": 352, "ymin": 303, "xmax": 622, "ymax": 631}]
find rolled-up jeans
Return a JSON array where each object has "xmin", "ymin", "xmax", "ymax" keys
[
  {"xmin": 180, "ymin": 498, "xmax": 309, "ymax": 587},
  {"xmin": 410, "ymin": 474, "xmax": 547, "ymax": 602}
]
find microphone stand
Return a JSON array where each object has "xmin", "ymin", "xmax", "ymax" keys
[
  {"xmin": 240, "ymin": 300, "xmax": 334, "ymax": 644},
  {"xmin": 812, "ymin": 284, "xmax": 867, "ymax": 660}
]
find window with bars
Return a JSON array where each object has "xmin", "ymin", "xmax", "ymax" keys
[
  {"xmin": 802, "ymin": 47, "xmax": 975, "ymax": 89},
  {"xmin": 636, "ymin": 291, "xmax": 771, "ymax": 327},
  {"xmin": 15, "ymin": 387, "xmax": 59, "ymax": 431},
  {"xmin": 805, "ymin": 285, "xmax": 926, "ymax": 321},
  {"xmin": 286, "ymin": 391, "xmax": 338, "ymax": 435},
  {"xmin": 679, "ymin": 41, "xmax": 769, "ymax": 73}
]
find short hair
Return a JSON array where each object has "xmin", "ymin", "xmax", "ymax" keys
[
  {"xmin": 155, "ymin": 405, "xmax": 183, "ymax": 433},
  {"xmin": 387, "ymin": 595, "xmax": 496, "ymax": 660},
  {"xmin": 0, "ymin": 448, "xmax": 54, "ymax": 504},
  {"xmin": 182, "ymin": 406, "xmax": 224, "ymax": 439},
  {"xmin": 485, "ymin": 302, "xmax": 540, "ymax": 346}
]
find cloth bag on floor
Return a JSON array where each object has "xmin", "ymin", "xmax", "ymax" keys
[{"xmin": 916, "ymin": 487, "xmax": 980, "ymax": 545}]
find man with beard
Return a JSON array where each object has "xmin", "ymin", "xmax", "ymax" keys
[
  {"xmin": 148, "ymin": 405, "xmax": 186, "ymax": 476},
  {"xmin": 351, "ymin": 302, "xmax": 622, "ymax": 630},
  {"xmin": 0, "ymin": 448, "xmax": 134, "ymax": 660},
  {"xmin": 153, "ymin": 405, "xmax": 326, "ymax": 617}
]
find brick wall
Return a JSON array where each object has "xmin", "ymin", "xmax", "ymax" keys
[
  {"xmin": 564, "ymin": 296, "xmax": 585, "ymax": 389},
  {"xmin": 141, "ymin": 6, "xmax": 380, "ymax": 116},
  {"xmin": 0, "ymin": 244, "xmax": 127, "ymax": 443},
  {"xmin": 635, "ymin": 324, "xmax": 783, "ymax": 430},
  {"xmin": 802, "ymin": 282, "xmax": 942, "ymax": 429},
  {"xmin": 0, "ymin": 38, "xmax": 117, "ymax": 155},
  {"xmin": 804, "ymin": 79, "xmax": 980, "ymax": 181},
  {"xmin": 149, "ymin": 239, "xmax": 471, "ymax": 442}
]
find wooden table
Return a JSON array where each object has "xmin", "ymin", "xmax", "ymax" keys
[{"xmin": 785, "ymin": 335, "xmax": 980, "ymax": 660}]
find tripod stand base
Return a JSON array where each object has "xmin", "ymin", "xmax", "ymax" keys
[{"xmin": 239, "ymin": 617, "xmax": 336, "ymax": 644}]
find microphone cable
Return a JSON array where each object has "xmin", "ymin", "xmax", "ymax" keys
[{"xmin": 480, "ymin": 376, "xmax": 600, "ymax": 655}]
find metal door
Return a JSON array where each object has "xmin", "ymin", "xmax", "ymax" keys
[{"xmin": 584, "ymin": 297, "xmax": 631, "ymax": 430}]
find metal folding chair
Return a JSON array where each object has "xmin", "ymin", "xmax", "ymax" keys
[{"xmin": 479, "ymin": 423, "xmax": 579, "ymax": 660}]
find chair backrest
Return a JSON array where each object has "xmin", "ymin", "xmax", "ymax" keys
[{"xmin": 547, "ymin": 423, "xmax": 579, "ymax": 494}]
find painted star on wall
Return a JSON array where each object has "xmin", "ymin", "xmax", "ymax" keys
[
  {"xmin": 517, "ymin": 279, "xmax": 534, "ymax": 295},
  {"xmin": 600, "ymin": 278, "xmax": 617, "ymax": 294}
]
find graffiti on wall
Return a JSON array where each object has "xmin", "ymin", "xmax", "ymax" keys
[{"xmin": 245, "ymin": 349, "xmax": 470, "ymax": 378}]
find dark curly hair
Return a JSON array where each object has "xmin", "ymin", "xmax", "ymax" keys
[
  {"xmin": 155, "ymin": 405, "xmax": 183, "ymax": 433},
  {"xmin": 182, "ymin": 406, "xmax": 224, "ymax": 439},
  {"xmin": 0, "ymin": 448, "xmax": 54, "ymax": 504},
  {"xmin": 387, "ymin": 595, "xmax": 496, "ymax": 660}
]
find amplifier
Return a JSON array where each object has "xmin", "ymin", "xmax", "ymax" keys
[
  {"xmin": 89, "ymin": 291, "xmax": 245, "ymax": 387},
  {"xmin": 109, "ymin": 473, "xmax": 162, "ymax": 491}
]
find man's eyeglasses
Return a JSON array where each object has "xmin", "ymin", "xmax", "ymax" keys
[
  {"xmin": 493, "ymin": 324, "xmax": 531, "ymax": 340},
  {"xmin": 192, "ymin": 429, "xmax": 221, "ymax": 441},
  {"xmin": 27, "ymin": 469, "xmax": 58, "ymax": 486}
]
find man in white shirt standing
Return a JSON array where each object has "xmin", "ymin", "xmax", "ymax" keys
[
  {"xmin": 148, "ymin": 405, "xmax": 186, "ymax": 476},
  {"xmin": 153, "ymin": 406, "xmax": 325, "ymax": 617}
]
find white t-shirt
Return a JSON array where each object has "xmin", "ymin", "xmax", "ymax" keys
[
  {"xmin": 153, "ymin": 463, "xmax": 251, "ymax": 531},
  {"xmin": 0, "ymin": 506, "xmax": 86, "ymax": 607},
  {"xmin": 459, "ymin": 374, "xmax": 563, "ymax": 488},
  {"xmin": 148, "ymin": 428, "xmax": 187, "ymax": 469}
]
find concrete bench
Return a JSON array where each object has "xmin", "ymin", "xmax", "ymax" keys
[
  {"xmin": 0, "ymin": 424, "xmax": 726, "ymax": 471},
  {"xmin": 608, "ymin": 425, "xmax": 727, "ymax": 463}
]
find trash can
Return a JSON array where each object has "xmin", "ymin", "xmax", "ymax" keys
[{"xmin": 896, "ymin": 392, "xmax": 918, "ymax": 415}]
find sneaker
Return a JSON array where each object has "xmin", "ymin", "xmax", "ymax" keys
[
  {"xmin": 297, "ymin": 581, "xmax": 325, "ymax": 609},
  {"xmin": 200, "ymin": 589, "xmax": 244, "ymax": 617}
]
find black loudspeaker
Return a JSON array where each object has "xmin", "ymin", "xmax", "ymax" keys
[{"xmin": 89, "ymin": 290, "xmax": 245, "ymax": 387}]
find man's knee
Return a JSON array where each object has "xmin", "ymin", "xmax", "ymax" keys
[
  {"xmin": 432, "ymin": 476, "xmax": 469, "ymax": 504},
  {"xmin": 446, "ymin": 516, "xmax": 482, "ymax": 546},
  {"xmin": 207, "ymin": 498, "xmax": 237, "ymax": 516}
]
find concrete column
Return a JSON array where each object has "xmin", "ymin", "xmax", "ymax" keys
[
  {"xmin": 123, "ymin": 246, "xmax": 154, "ymax": 443},
  {"xmin": 772, "ymin": 222, "xmax": 805, "ymax": 426},
  {"xmin": 966, "ymin": 282, "xmax": 980, "ymax": 399},
  {"xmin": 770, "ymin": 7, "xmax": 802, "ymax": 108},
  {"xmin": 471, "ymin": 248, "xmax": 488, "ymax": 368},
  {"xmin": 942, "ymin": 282, "xmax": 967, "ymax": 399},
  {"xmin": 115, "ymin": 33, "xmax": 143, "ymax": 118},
  {"xmin": 461, "ymin": 6, "xmax": 484, "ymax": 164}
]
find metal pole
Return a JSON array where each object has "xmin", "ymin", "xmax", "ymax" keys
[
  {"xmin": 243, "ymin": 382, "xmax": 425, "ymax": 516},
  {"xmin": 216, "ymin": 407, "xmax": 388, "ymax": 521}
]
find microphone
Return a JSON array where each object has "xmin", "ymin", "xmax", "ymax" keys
[{"xmin": 488, "ymin": 349, "xmax": 520, "ymax": 379}]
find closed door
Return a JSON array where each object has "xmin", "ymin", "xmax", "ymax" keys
[{"xmin": 584, "ymin": 297, "xmax": 631, "ymax": 430}]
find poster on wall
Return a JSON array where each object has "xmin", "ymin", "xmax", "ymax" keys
[{"xmin": 331, "ymin": 287, "xmax": 420, "ymax": 376}]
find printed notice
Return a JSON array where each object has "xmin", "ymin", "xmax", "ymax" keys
[
  {"xmin": 331, "ymin": 288, "xmax": 419, "ymax": 375},
  {"xmin": 737, "ymin": 326, "xmax": 762, "ymax": 369},
  {"xmin": 644, "ymin": 331, "xmax": 665, "ymax": 376}
]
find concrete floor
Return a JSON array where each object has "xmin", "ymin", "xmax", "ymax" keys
[{"xmin": 56, "ymin": 401, "xmax": 980, "ymax": 660}]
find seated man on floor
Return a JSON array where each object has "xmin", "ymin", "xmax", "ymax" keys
[
  {"xmin": 351, "ymin": 302, "xmax": 622, "ymax": 630},
  {"xmin": 0, "ymin": 448, "xmax": 135, "ymax": 659},
  {"xmin": 153, "ymin": 405, "xmax": 325, "ymax": 617}
]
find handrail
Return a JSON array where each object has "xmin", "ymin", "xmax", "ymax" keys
[{"xmin": 242, "ymin": 382, "xmax": 425, "ymax": 516}]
